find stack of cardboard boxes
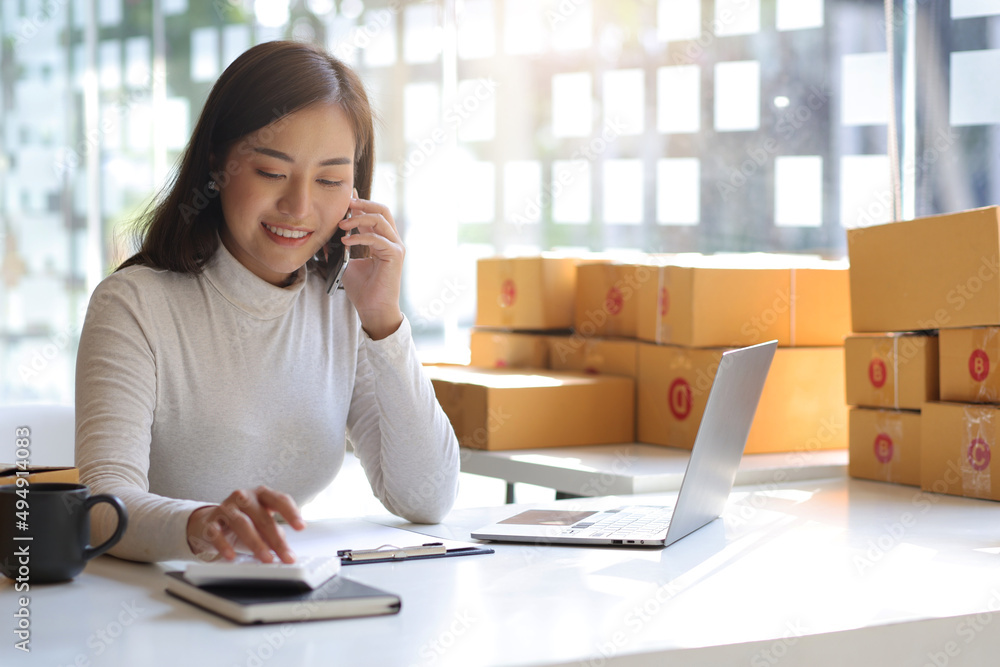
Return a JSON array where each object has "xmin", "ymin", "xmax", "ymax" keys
[
  {"xmin": 571, "ymin": 255, "xmax": 851, "ymax": 454},
  {"xmin": 426, "ymin": 255, "xmax": 636, "ymax": 450},
  {"xmin": 847, "ymin": 205, "xmax": 1000, "ymax": 500},
  {"xmin": 428, "ymin": 252, "xmax": 852, "ymax": 455}
]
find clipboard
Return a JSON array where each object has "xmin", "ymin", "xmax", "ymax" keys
[{"xmin": 337, "ymin": 542, "xmax": 494, "ymax": 565}]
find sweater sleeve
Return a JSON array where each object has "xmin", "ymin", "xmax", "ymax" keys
[
  {"xmin": 75, "ymin": 275, "xmax": 209, "ymax": 563},
  {"xmin": 345, "ymin": 316, "xmax": 460, "ymax": 523}
]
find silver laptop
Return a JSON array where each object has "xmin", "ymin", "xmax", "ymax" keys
[{"xmin": 470, "ymin": 340, "xmax": 777, "ymax": 548}]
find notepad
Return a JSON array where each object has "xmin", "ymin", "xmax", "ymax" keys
[{"xmin": 164, "ymin": 571, "xmax": 401, "ymax": 625}]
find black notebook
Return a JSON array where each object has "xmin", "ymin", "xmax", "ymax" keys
[{"xmin": 164, "ymin": 571, "xmax": 401, "ymax": 625}]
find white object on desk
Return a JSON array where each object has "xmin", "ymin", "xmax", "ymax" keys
[
  {"xmin": 460, "ymin": 442, "xmax": 848, "ymax": 498},
  {"xmin": 183, "ymin": 554, "xmax": 342, "ymax": 589}
]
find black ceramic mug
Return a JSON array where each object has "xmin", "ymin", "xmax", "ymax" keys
[{"xmin": 0, "ymin": 483, "xmax": 128, "ymax": 584}]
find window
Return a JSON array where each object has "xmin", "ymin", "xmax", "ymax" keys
[{"xmin": 4, "ymin": 0, "xmax": 1000, "ymax": 403}]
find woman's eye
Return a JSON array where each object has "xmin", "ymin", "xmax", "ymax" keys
[
  {"xmin": 256, "ymin": 169, "xmax": 283, "ymax": 180},
  {"xmin": 318, "ymin": 179, "xmax": 343, "ymax": 187}
]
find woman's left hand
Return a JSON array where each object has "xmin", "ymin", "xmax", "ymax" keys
[{"xmin": 339, "ymin": 192, "xmax": 405, "ymax": 340}]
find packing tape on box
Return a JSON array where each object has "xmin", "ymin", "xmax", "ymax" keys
[
  {"xmin": 961, "ymin": 405, "xmax": 993, "ymax": 498},
  {"xmin": 972, "ymin": 327, "xmax": 1000, "ymax": 403},
  {"xmin": 893, "ymin": 335, "xmax": 900, "ymax": 409},
  {"xmin": 498, "ymin": 262, "xmax": 516, "ymax": 327},
  {"xmin": 872, "ymin": 410, "xmax": 904, "ymax": 481},
  {"xmin": 789, "ymin": 268, "xmax": 796, "ymax": 347}
]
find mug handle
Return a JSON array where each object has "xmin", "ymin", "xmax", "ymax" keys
[{"xmin": 83, "ymin": 495, "xmax": 129, "ymax": 561}]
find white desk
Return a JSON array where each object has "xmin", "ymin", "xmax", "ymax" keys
[
  {"xmin": 459, "ymin": 443, "xmax": 848, "ymax": 500},
  {"xmin": 6, "ymin": 477, "xmax": 1000, "ymax": 666}
]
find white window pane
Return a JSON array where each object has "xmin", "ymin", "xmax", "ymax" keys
[
  {"xmin": 191, "ymin": 28, "xmax": 219, "ymax": 83},
  {"xmin": 98, "ymin": 0, "xmax": 121, "ymax": 26},
  {"xmin": 404, "ymin": 4, "xmax": 441, "ymax": 64},
  {"xmin": 160, "ymin": 97, "xmax": 190, "ymax": 151},
  {"xmin": 504, "ymin": 0, "xmax": 544, "ymax": 54},
  {"xmin": 953, "ymin": 0, "xmax": 1000, "ymax": 18},
  {"xmin": 363, "ymin": 10, "xmax": 397, "ymax": 67},
  {"xmin": 604, "ymin": 69, "xmax": 644, "ymax": 135},
  {"xmin": 552, "ymin": 160, "xmax": 590, "ymax": 224},
  {"xmin": 327, "ymin": 16, "xmax": 360, "ymax": 65},
  {"xmin": 403, "ymin": 82, "xmax": 440, "ymax": 143},
  {"xmin": 777, "ymin": 0, "xmax": 823, "ymax": 30},
  {"xmin": 658, "ymin": 0, "xmax": 700, "ymax": 41},
  {"xmin": 775, "ymin": 156, "xmax": 822, "ymax": 227},
  {"xmin": 99, "ymin": 40, "xmax": 120, "ymax": 90},
  {"xmin": 951, "ymin": 50, "xmax": 1000, "ymax": 126},
  {"xmin": 716, "ymin": 0, "xmax": 759, "ymax": 36},
  {"xmin": 550, "ymin": 0, "xmax": 592, "ymax": 52},
  {"xmin": 714, "ymin": 61, "xmax": 759, "ymax": 131},
  {"xmin": 657, "ymin": 158, "xmax": 699, "ymax": 225},
  {"xmin": 372, "ymin": 163, "xmax": 397, "ymax": 215},
  {"xmin": 840, "ymin": 155, "xmax": 891, "ymax": 229},
  {"xmin": 162, "ymin": 0, "xmax": 186, "ymax": 14},
  {"xmin": 603, "ymin": 160, "xmax": 643, "ymax": 224},
  {"xmin": 657, "ymin": 65, "xmax": 700, "ymax": 133},
  {"xmin": 841, "ymin": 52, "xmax": 890, "ymax": 126},
  {"xmin": 255, "ymin": 0, "xmax": 289, "ymax": 27},
  {"xmin": 458, "ymin": 0, "xmax": 495, "ymax": 59},
  {"xmin": 222, "ymin": 25, "xmax": 251, "ymax": 71},
  {"xmin": 128, "ymin": 100, "xmax": 152, "ymax": 151},
  {"xmin": 456, "ymin": 161, "xmax": 495, "ymax": 223},
  {"xmin": 504, "ymin": 160, "xmax": 542, "ymax": 226},
  {"xmin": 125, "ymin": 36, "xmax": 150, "ymax": 88},
  {"xmin": 453, "ymin": 78, "xmax": 497, "ymax": 142},
  {"xmin": 552, "ymin": 72, "xmax": 592, "ymax": 137}
]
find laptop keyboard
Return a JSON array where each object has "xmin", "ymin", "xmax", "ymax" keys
[{"xmin": 566, "ymin": 505, "xmax": 674, "ymax": 540}]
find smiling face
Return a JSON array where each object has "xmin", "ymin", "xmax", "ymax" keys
[{"xmin": 214, "ymin": 101, "xmax": 356, "ymax": 286}]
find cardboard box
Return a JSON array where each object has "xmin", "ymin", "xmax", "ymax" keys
[
  {"xmin": 0, "ymin": 466, "xmax": 79, "ymax": 486},
  {"xmin": 848, "ymin": 206, "xmax": 1000, "ymax": 333},
  {"xmin": 426, "ymin": 366, "xmax": 634, "ymax": 450},
  {"xmin": 635, "ymin": 257, "xmax": 850, "ymax": 348},
  {"xmin": 637, "ymin": 344, "xmax": 847, "ymax": 454},
  {"xmin": 574, "ymin": 263, "xmax": 649, "ymax": 338},
  {"xmin": 548, "ymin": 337, "xmax": 639, "ymax": 378},
  {"xmin": 469, "ymin": 329, "xmax": 550, "ymax": 369},
  {"xmin": 844, "ymin": 333, "xmax": 939, "ymax": 410},
  {"xmin": 939, "ymin": 327, "xmax": 1000, "ymax": 403},
  {"xmin": 921, "ymin": 401, "xmax": 1000, "ymax": 501},
  {"xmin": 848, "ymin": 408, "xmax": 921, "ymax": 486},
  {"xmin": 476, "ymin": 256, "xmax": 578, "ymax": 330}
]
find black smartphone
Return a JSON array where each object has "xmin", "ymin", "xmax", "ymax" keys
[{"xmin": 324, "ymin": 210, "xmax": 352, "ymax": 295}]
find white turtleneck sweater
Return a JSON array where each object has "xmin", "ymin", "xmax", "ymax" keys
[{"xmin": 75, "ymin": 242, "xmax": 460, "ymax": 563}]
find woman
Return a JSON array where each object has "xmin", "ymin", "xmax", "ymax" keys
[{"xmin": 75, "ymin": 41, "xmax": 460, "ymax": 564}]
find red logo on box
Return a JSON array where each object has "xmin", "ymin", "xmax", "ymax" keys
[
  {"xmin": 500, "ymin": 279, "xmax": 516, "ymax": 307},
  {"xmin": 606, "ymin": 287, "xmax": 624, "ymax": 315},
  {"xmin": 659, "ymin": 288, "xmax": 670, "ymax": 317},
  {"xmin": 969, "ymin": 349, "xmax": 990, "ymax": 383},
  {"xmin": 668, "ymin": 378, "xmax": 692, "ymax": 420},
  {"xmin": 868, "ymin": 359, "xmax": 887, "ymax": 388},
  {"xmin": 874, "ymin": 433, "xmax": 893, "ymax": 463},
  {"xmin": 968, "ymin": 438, "xmax": 991, "ymax": 472}
]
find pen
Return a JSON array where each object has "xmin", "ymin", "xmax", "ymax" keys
[{"xmin": 338, "ymin": 542, "xmax": 447, "ymax": 561}]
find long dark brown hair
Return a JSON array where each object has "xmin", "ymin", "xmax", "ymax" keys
[{"xmin": 118, "ymin": 41, "xmax": 374, "ymax": 274}]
